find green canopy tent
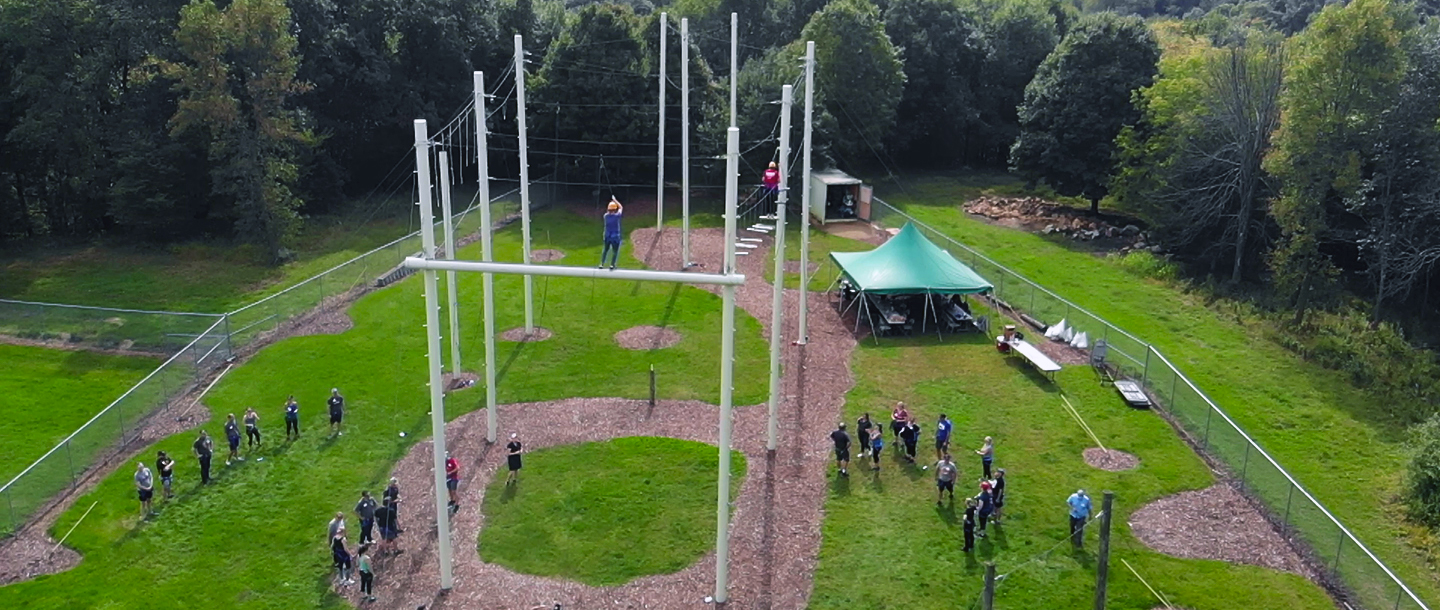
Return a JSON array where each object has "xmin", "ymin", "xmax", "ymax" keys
[{"xmin": 829, "ymin": 223, "xmax": 994, "ymax": 339}]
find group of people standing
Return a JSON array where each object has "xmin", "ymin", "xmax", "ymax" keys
[
  {"xmin": 133, "ymin": 389, "xmax": 348, "ymax": 517},
  {"xmin": 328, "ymin": 478, "xmax": 403, "ymax": 603},
  {"xmin": 829, "ymin": 402, "xmax": 1007, "ymax": 554}
]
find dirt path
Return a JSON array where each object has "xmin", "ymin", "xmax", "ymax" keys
[{"xmin": 372, "ymin": 226, "xmax": 855, "ymax": 609}]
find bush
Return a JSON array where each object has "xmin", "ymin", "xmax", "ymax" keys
[
  {"xmin": 1407, "ymin": 415, "xmax": 1440, "ymax": 527},
  {"xmin": 1269, "ymin": 308, "xmax": 1440, "ymax": 425},
  {"xmin": 1111, "ymin": 250, "xmax": 1179, "ymax": 282}
]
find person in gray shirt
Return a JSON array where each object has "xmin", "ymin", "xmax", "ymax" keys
[
  {"xmin": 135, "ymin": 462, "xmax": 154, "ymax": 518},
  {"xmin": 327, "ymin": 511, "xmax": 345, "ymax": 546}
]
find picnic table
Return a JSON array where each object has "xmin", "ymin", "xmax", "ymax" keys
[{"xmin": 997, "ymin": 336, "xmax": 1061, "ymax": 382}]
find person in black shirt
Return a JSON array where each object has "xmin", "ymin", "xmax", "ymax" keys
[
  {"xmin": 899, "ymin": 418, "xmax": 920, "ymax": 464},
  {"xmin": 328, "ymin": 388, "xmax": 345, "ymax": 436},
  {"xmin": 855, "ymin": 413, "xmax": 873, "ymax": 454},
  {"xmin": 506, "ymin": 433, "xmax": 523, "ymax": 485},
  {"xmin": 829, "ymin": 423, "xmax": 851, "ymax": 476},
  {"xmin": 284, "ymin": 395, "xmax": 300, "ymax": 441},
  {"xmin": 156, "ymin": 450, "xmax": 175, "ymax": 499},
  {"xmin": 991, "ymin": 469, "xmax": 1007, "ymax": 523},
  {"xmin": 355, "ymin": 490, "xmax": 378, "ymax": 545},
  {"xmin": 383, "ymin": 477, "xmax": 401, "ymax": 534},
  {"xmin": 192, "ymin": 430, "xmax": 213, "ymax": 484},
  {"xmin": 962, "ymin": 498, "xmax": 977, "ymax": 552}
]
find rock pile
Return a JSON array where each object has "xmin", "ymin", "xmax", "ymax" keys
[{"xmin": 963, "ymin": 196, "xmax": 1161, "ymax": 253}]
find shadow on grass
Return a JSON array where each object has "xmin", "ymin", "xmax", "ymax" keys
[{"xmin": 829, "ymin": 472, "xmax": 851, "ymax": 497}]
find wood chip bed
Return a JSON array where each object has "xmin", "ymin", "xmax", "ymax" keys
[
  {"xmin": 369, "ymin": 226, "xmax": 856, "ymax": 610},
  {"xmin": 499, "ymin": 327, "xmax": 553, "ymax": 342},
  {"xmin": 531, "ymin": 249, "xmax": 565, "ymax": 262},
  {"xmin": 1129, "ymin": 484, "xmax": 1313, "ymax": 578},
  {"xmin": 614, "ymin": 325, "xmax": 681, "ymax": 350},
  {"xmin": 1084, "ymin": 447, "xmax": 1139, "ymax": 471}
]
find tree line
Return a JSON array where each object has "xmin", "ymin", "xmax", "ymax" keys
[{"xmin": 4, "ymin": 0, "xmax": 1440, "ymax": 352}]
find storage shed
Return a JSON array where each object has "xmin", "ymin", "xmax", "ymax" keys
[{"xmin": 809, "ymin": 169, "xmax": 871, "ymax": 224}]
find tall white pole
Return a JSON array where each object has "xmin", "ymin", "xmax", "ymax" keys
[
  {"xmin": 714, "ymin": 126, "xmax": 739, "ymax": 604},
  {"xmin": 767, "ymin": 85, "xmax": 792, "ymax": 452},
  {"xmin": 515, "ymin": 34, "xmax": 535, "ymax": 333},
  {"xmin": 474, "ymin": 71, "xmax": 498, "ymax": 444},
  {"xmin": 798, "ymin": 41, "xmax": 815, "ymax": 345},
  {"xmin": 681, "ymin": 19, "xmax": 692, "ymax": 268},
  {"xmin": 656, "ymin": 12, "xmax": 667, "ymax": 231},
  {"xmin": 438, "ymin": 152, "xmax": 462, "ymax": 378},
  {"xmin": 414, "ymin": 120, "xmax": 455, "ymax": 590},
  {"xmin": 730, "ymin": 12, "xmax": 737, "ymax": 129}
]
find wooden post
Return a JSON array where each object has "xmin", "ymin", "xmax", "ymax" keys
[
  {"xmin": 1094, "ymin": 491, "xmax": 1115, "ymax": 610},
  {"xmin": 982, "ymin": 562, "xmax": 996, "ymax": 610}
]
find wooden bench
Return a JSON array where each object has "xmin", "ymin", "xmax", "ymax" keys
[{"xmin": 998, "ymin": 337, "xmax": 1062, "ymax": 382}]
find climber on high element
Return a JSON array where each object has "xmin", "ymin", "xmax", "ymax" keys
[
  {"xmin": 762, "ymin": 161, "xmax": 781, "ymax": 203},
  {"xmin": 600, "ymin": 197, "xmax": 623, "ymax": 270}
]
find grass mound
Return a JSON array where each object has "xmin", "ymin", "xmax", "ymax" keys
[{"xmin": 479, "ymin": 436, "xmax": 745, "ymax": 586}]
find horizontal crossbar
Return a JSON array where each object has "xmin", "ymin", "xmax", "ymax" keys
[{"xmin": 402, "ymin": 257, "xmax": 746, "ymax": 286}]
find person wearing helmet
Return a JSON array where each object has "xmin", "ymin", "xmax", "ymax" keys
[
  {"xmin": 600, "ymin": 198, "xmax": 624, "ymax": 270},
  {"xmin": 762, "ymin": 161, "xmax": 781, "ymax": 202}
]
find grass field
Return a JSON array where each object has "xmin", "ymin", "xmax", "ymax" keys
[
  {"xmin": 0, "ymin": 186, "xmax": 515, "ymax": 314},
  {"xmin": 812, "ymin": 328, "xmax": 1333, "ymax": 609},
  {"xmin": 479, "ymin": 437, "xmax": 746, "ymax": 586},
  {"xmin": 868, "ymin": 170, "xmax": 1440, "ymax": 603},
  {"xmin": 0, "ymin": 207, "xmax": 767, "ymax": 609},
  {"xmin": 0, "ymin": 345, "xmax": 158, "ymax": 483}
]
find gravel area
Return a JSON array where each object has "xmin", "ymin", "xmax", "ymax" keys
[
  {"xmin": 1083, "ymin": 448, "xmax": 1139, "ymax": 471},
  {"xmin": 499, "ymin": 327, "xmax": 553, "ymax": 342},
  {"xmin": 375, "ymin": 226, "xmax": 855, "ymax": 610},
  {"xmin": 1129, "ymin": 484, "xmax": 1313, "ymax": 578},
  {"xmin": 614, "ymin": 325, "xmax": 682, "ymax": 350},
  {"xmin": 531, "ymin": 249, "xmax": 565, "ymax": 262},
  {"xmin": 444, "ymin": 372, "xmax": 480, "ymax": 392},
  {"xmin": 0, "ymin": 334, "xmax": 166, "ymax": 358}
]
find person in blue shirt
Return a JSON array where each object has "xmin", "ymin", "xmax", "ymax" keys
[
  {"xmin": 1067, "ymin": 489, "xmax": 1092, "ymax": 549},
  {"xmin": 934, "ymin": 414, "xmax": 953, "ymax": 461},
  {"xmin": 599, "ymin": 198, "xmax": 624, "ymax": 270},
  {"xmin": 868, "ymin": 426, "xmax": 884, "ymax": 470}
]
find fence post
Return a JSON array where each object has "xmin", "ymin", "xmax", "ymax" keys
[
  {"xmin": 1094, "ymin": 491, "xmax": 1114, "ymax": 610},
  {"xmin": 5, "ymin": 491, "xmax": 13, "ymax": 537},
  {"xmin": 1283, "ymin": 485, "xmax": 1295, "ymax": 535},
  {"xmin": 1240, "ymin": 443, "xmax": 1251, "ymax": 487},
  {"xmin": 1169, "ymin": 371, "xmax": 1178, "ymax": 410},
  {"xmin": 982, "ymin": 562, "xmax": 996, "ymax": 610},
  {"xmin": 1333, "ymin": 535, "xmax": 1345, "ymax": 577},
  {"xmin": 1028, "ymin": 281, "xmax": 1036, "ymax": 312},
  {"xmin": 66, "ymin": 441, "xmax": 76, "ymax": 485},
  {"xmin": 1141, "ymin": 346, "xmax": 1152, "ymax": 388},
  {"xmin": 116, "ymin": 400, "xmax": 126, "ymax": 446},
  {"xmin": 222, "ymin": 315, "xmax": 233, "ymax": 358},
  {"xmin": 649, "ymin": 365, "xmax": 657, "ymax": 407},
  {"xmin": 1203, "ymin": 404, "xmax": 1213, "ymax": 446}
]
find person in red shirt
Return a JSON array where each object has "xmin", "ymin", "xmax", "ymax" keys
[
  {"xmin": 445, "ymin": 452, "xmax": 460, "ymax": 513},
  {"xmin": 762, "ymin": 161, "xmax": 781, "ymax": 200}
]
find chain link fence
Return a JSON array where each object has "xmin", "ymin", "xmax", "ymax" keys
[
  {"xmin": 0, "ymin": 316, "xmax": 230, "ymax": 536},
  {"xmin": 0, "ymin": 299, "xmax": 224, "ymax": 355},
  {"xmin": 0, "ymin": 184, "xmax": 531, "ymax": 538},
  {"xmin": 867, "ymin": 197, "xmax": 1427, "ymax": 610}
]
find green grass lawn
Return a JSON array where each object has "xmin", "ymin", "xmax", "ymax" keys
[
  {"xmin": 479, "ymin": 437, "xmax": 745, "ymax": 586},
  {"xmin": 813, "ymin": 330, "xmax": 1333, "ymax": 609},
  {"xmin": 867, "ymin": 170, "xmax": 1440, "ymax": 605},
  {"xmin": 0, "ymin": 345, "xmax": 157, "ymax": 483},
  {"xmin": 0, "ymin": 207, "xmax": 767, "ymax": 609},
  {"xmin": 0, "ymin": 187, "xmax": 515, "ymax": 313}
]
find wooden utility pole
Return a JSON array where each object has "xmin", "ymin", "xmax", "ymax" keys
[
  {"xmin": 982, "ymin": 562, "xmax": 996, "ymax": 610},
  {"xmin": 1094, "ymin": 491, "xmax": 1115, "ymax": 610}
]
